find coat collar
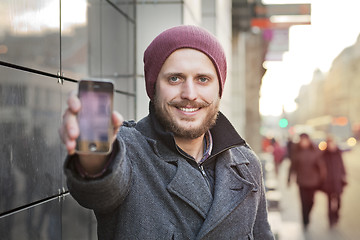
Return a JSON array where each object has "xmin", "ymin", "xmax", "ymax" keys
[{"xmin": 166, "ymin": 158, "xmax": 213, "ymax": 219}]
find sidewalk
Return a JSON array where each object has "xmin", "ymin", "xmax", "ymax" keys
[
  {"xmin": 268, "ymin": 160, "xmax": 305, "ymax": 240},
  {"xmin": 261, "ymin": 153, "xmax": 305, "ymax": 240},
  {"xmin": 263, "ymin": 151, "xmax": 359, "ymax": 240}
]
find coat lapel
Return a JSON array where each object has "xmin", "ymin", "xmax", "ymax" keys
[
  {"xmin": 196, "ymin": 148, "xmax": 259, "ymax": 239},
  {"xmin": 167, "ymin": 159, "xmax": 213, "ymax": 219}
]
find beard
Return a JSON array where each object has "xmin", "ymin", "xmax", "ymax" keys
[{"xmin": 153, "ymin": 95, "xmax": 220, "ymax": 139}]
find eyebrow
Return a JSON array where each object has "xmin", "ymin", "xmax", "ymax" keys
[
  {"xmin": 196, "ymin": 73, "xmax": 216, "ymax": 79},
  {"xmin": 162, "ymin": 72, "xmax": 216, "ymax": 79},
  {"xmin": 162, "ymin": 72, "xmax": 186, "ymax": 78}
]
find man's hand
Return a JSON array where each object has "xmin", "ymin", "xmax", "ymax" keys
[{"xmin": 59, "ymin": 91, "xmax": 123, "ymax": 173}]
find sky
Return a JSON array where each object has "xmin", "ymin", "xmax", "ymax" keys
[{"xmin": 259, "ymin": 0, "xmax": 360, "ymax": 116}]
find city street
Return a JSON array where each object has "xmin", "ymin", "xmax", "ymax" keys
[{"xmin": 269, "ymin": 143, "xmax": 360, "ymax": 240}]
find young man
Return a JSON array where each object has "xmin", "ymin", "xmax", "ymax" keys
[{"xmin": 60, "ymin": 25, "xmax": 274, "ymax": 239}]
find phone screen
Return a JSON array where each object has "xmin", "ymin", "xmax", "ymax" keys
[{"xmin": 76, "ymin": 80, "xmax": 114, "ymax": 154}]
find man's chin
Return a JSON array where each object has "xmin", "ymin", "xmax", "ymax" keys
[
  {"xmin": 154, "ymin": 98, "xmax": 219, "ymax": 140},
  {"xmin": 173, "ymin": 129, "xmax": 205, "ymax": 140}
]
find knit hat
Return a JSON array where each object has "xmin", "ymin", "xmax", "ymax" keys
[{"xmin": 143, "ymin": 25, "xmax": 227, "ymax": 100}]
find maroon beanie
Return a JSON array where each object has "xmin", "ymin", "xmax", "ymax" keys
[{"xmin": 143, "ymin": 25, "xmax": 227, "ymax": 100}]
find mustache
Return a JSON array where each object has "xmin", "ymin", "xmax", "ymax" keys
[{"xmin": 167, "ymin": 100, "xmax": 212, "ymax": 108}]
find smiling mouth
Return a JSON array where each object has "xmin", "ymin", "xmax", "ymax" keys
[
  {"xmin": 178, "ymin": 107, "xmax": 199, "ymax": 113},
  {"xmin": 168, "ymin": 100, "xmax": 210, "ymax": 113}
]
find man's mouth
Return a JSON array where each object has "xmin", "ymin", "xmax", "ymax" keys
[
  {"xmin": 178, "ymin": 107, "xmax": 199, "ymax": 113},
  {"xmin": 168, "ymin": 100, "xmax": 210, "ymax": 113}
]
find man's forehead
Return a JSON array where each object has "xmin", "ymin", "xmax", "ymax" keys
[
  {"xmin": 164, "ymin": 48, "xmax": 217, "ymax": 70},
  {"xmin": 168, "ymin": 48, "xmax": 210, "ymax": 58},
  {"xmin": 159, "ymin": 48, "xmax": 217, "ymax": 75}
]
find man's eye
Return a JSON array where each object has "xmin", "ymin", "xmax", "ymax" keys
[
  {"xmin": 169, "ymin": 76, "xmax": 179, "ymax": 83},
  {"xmin": 199, "ymin": 77, "xmax": 208, "ymax": 83}
]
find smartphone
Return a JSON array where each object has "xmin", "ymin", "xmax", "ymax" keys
[{"xmin": 76, "ymin": 79, "xmax": 114, "ymax": 154}]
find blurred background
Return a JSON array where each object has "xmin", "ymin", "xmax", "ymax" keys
[{"xmin": 0, "ymin": 0, "xmax": 359, "ymax": 239}]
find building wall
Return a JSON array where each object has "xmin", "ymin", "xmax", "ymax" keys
[
  {"xmin": 246, "ymin": 32, "xmax": 264, "ymax": 153},
  {"xmin": 0, "ymin": 1, "xmax": 136, "ymax": 239},
  {"xmin": 231, "ymin": 32, "xmax": 247, "ymax": 137},
  {"xmin": 295, "ymin": 35, "xmax": 360, "ymax": 126},
  {"xmin": 213, "ymin": 0, "xmax": 234, "ymax": 126},
  {"xmin": 294, "ymin": 34, "xmax": 360, "ymax": 139}
]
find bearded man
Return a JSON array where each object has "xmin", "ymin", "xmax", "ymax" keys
[{"xmin": 60, "ymin": 25, "xmax": 274, "ymax": 240}]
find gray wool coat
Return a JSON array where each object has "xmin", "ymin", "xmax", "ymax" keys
[{"xmin": 65, "ymin": 110, "xmax": 274, "ymax": 240}]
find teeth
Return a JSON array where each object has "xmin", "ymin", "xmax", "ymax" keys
[{"xmin": 180, "ymin": 107, "xmax": 199, "ymax": 112}]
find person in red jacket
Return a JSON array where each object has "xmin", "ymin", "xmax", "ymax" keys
[
  {"xmin": 322, "ymin": 136, "xmax": 347, "ymax": 228},
  {"xmin": 271, "ymin": 138, "xmax": 285, "ymax": 176}
]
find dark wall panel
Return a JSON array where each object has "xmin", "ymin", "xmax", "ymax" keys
[
  {"xmin": 0, "ymin": 0, "xmax": 136, "ymax": 239},
  {"xmin": 62, "ymin": 193, "xmax": 97, "ymax": 240},
  {"xmin": 0, "ymin": 66, "xmax": 63, "ymax": 214},
  {"xmin": 0, "ymin": 0, "xmax": 60, "ymax": 74},
  {"xmin": 109, "ymin": 0, "xmax": 136, "ymax": 20},
  {"xmin": 0, "ymin": 198, "xmax": 61, "ymax": 240},
  {"xmin": 61, "ymin": 0, "xmax": 136, "ymax": 94}
]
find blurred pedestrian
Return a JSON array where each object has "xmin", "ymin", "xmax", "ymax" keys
[
  {"xmin": 288, "ymin": 133, "xmax": 326, "ymax": 229},
  {"xmin": 271, "ymin": 138, "xmax": 285, "ymax": 176},
  {"xmin": 286, "ymin": 137, "xmax": 294, "ymax": 161},
  {"xmin": 322, "ymin": 136, "xmax": 347, "ymax": 228}
]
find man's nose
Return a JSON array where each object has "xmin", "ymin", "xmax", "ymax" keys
[{"xmin": 180, "ymin": 79, "xmax": 197, "ymax": 100}]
